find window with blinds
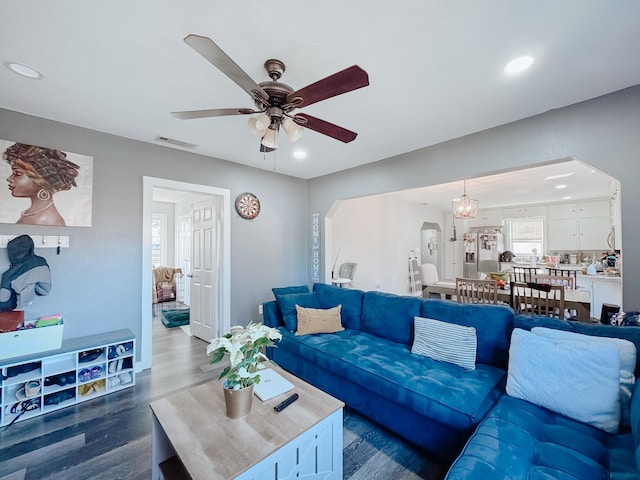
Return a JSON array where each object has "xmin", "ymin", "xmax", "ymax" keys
[{"xmin": 504, "ymin": 216, "xmax": 545, "ymax": 259}]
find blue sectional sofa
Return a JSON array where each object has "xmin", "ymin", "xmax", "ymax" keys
[
  {"xmin": 446, "ymin": 315, "xmax": 640, "ymax": 480},
  {"xmin": 264, "ymin": 283, "xmax": 514, "ymax": 460},
  {"xmin": 265, "ymin": 283, "xmax": 640, "ymax": 478}
]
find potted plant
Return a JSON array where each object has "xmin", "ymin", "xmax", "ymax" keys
[{"xmin": 207, "ymin": 321, "xmax": 282, "ymax": 418}]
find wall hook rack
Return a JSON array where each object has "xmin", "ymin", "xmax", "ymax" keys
[{"xmin": 0, "ymin": 235, "xmax": 70, "ymax": 249}]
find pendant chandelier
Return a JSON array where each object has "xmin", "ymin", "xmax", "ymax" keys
[{"xmin": 451, "ymin": 180, "xmax": 479, "ymax": 219}]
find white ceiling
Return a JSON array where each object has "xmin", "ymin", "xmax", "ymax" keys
[
  {"xmin": 384, "ymin": 158, "xmax": 618, "ymax": 211},
  {"xmin": 1, "ymin": 1, "xmax": 639, "ymax": 182}
]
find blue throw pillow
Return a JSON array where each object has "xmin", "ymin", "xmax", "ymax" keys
[
  {"xmin": 275, "ymin": 292, "xmax": 320, "ymax": 332},
  {"xmin": 272, "ymin": 285, "xmax": 309, "ymax": 298},
  {"xmin": 272, "ymin": 285, "xmax": 310, "ymax": 315}
]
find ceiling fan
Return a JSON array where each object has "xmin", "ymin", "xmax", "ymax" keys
[{"xmin": 171, "ymin": 34, "xmax": 370, "ymax": 152}]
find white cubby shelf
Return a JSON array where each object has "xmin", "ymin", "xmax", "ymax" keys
[{"xmin": 0, "ymin": 329, "xmax": 135, "ymax": 426}]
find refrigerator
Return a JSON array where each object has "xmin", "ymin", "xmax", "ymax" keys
[{"xmin": 463, "ymin": 226, "xmax": 504, "ymax": 278}]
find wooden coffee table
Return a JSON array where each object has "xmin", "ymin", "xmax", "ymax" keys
[{"xmin": 150, "ymin": 365, "xmax": 344, "ymax": 479}]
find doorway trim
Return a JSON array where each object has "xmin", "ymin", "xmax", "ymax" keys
[{"xmin": 141, "ymin": 176, "xmax": 231, "ymax": 370}]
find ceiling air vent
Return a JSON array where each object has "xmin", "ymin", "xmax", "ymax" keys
[{"xmin": 155, "ymin": 135, "xmax": 197, "ymax": 149}]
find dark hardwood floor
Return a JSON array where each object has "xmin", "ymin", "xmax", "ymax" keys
[{"xmin": 1, "ymin": 317, "xmax": 444, "ymax": 480}]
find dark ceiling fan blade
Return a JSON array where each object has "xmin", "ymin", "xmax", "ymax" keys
[
  {"xmin": 286, "ymin": 65, "xmax": 369, "ymax": 109},
  {"xmin": 171, "ymin": 108, "xmax": 256, "ymax": 120},
  {"xmin": 183, "ymin": 34, "xmax": 269, "ymax": 103},
  {"xmin": 293, "ymin": 114, "xmax": 358, "ymax": 143}
]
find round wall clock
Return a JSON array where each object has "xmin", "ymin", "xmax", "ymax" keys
[{"xmin": 235, "ymin": 192, "xmax": 261, "ymax": 219}]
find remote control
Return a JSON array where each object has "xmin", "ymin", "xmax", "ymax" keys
[{"xmin": 274, "ymin": 393, "xmax": 299, "ymax": 412}]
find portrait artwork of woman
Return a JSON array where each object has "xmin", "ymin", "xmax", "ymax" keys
[{"xmin": 4, "ymin": 143, "xmax": 80, "ymax": 226}]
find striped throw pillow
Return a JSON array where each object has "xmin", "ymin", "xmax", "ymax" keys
[{"xmin": 411, "ymin": 316, "xmax": 477, "ymax": 370}]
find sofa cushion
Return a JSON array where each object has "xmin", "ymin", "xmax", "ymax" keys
[
  {"xmin": 412, "ymin": 316, "xmax": 477, "ymax": 370},
  {"xmin": 630, "ymin": 382, "xmax": 640, "ymax": 472},
  {"xmin": 312, "ymin": 283, "xmax": 364, "ymax": 330},
  {"xmin": 533, "ymin": 326, "xmax": 636, "ymax": 428},
  {"xmin": 507, "ymin": 328, "xmax": 621, "ymax": 433},
  {"xmin": 446, "ymin": 395, "xmax": 638, "ymax": 480},
  {"xmin": 275, "ymin": 292, "xmax": 320, "ymax": 332},
  {"xmin": 274, "ymin": 326, "xmax": 505, "ymax": 430},
  {"xmin": 421, "ymin": 299, "xmax": 514, "ymax": 369},
  {"xmin": 361, "ymin": 291, "xmax": 423, "ymax": 345},
  {"xmin": 295, "ymin": 305, "xmax": 344, "ymax": 336}
]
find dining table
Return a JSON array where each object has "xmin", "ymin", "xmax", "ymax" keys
[{"xmin": 424, "ymin": 280, "xmax": 593, "ymax": 322}]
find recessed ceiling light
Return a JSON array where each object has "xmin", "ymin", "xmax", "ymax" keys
[
  {"xmin": 504, "ymin": 56, "xmax": 534, "ymax": 74},
  {"xmin": 555, "ymin": 184, "xmax": 567, "ymax": 189},
  {"xmin": 293, "ymin": 150, "xmax": 307, "ymax": 160},
  {"xmin": 562, "ymin": 196, "xmax": 572, "ymax": 200},
  {"xmin": 4, "ymin": 61, "xmax": 43, "ymax": 79},
  {"xmin": 544, "ymin": 172, "xmax": 575, "ymax": 181}
]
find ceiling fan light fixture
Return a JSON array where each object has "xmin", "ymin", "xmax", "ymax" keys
[
  {"xmin": 451, "ymin": 180, "xmax": 479, "ymax": 219},
  {"xmin": 261, "ymin": 126, "xmax": 279, "ymax": 149},
  {"xmin": 254, "ymin": 113, "xmax": 271, "ymax": 132},
  {"xmin": 282, "ymin": 117, "xmax": 303, "ymax": 143},
  {"xmin": 248, "ymin": 117, "xmax": 264, "ymax": 136}
]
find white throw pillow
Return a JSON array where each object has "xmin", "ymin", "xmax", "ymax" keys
[
  {"xmin": 507, "ymin": 328, "xmax": 621, "ymax": 433},
  {"xmin": 532, "ymin": 327, "xmax": 636, "ymax": 426},
  {"xmin": 411, "ymin": 316, "xmax": 477, "ymax": 370}
]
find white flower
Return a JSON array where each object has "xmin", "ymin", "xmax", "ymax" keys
[{"xmin": 207, "ymin": 321, "xmax": 282, "ymax": 389}]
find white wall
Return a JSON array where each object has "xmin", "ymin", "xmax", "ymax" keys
[
  {"xmin": 152, "ymin": 201, "xmax": 175, "ymax": 267},
  {"xmin": 330, "ymin": 195, "xmax": 444, "ymax": 294}
]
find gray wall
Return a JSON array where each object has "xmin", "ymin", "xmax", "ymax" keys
[
  {"xmin": 0, "ymin": 108, "xmax": 308, "ymax": 352},
  {"xmin": 308, "ymin": 85, "xmax": 640, "ymax": 312}
]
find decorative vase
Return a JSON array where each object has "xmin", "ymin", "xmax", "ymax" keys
[{"xmin": 223, "ymin": 383, "xmax": 255, "ymax": 419}]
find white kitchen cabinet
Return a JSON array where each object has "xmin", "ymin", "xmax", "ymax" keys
[
  {"xmin": 548, "ymin": 218, "xmax": 578, "ymax": 250},
  {"xmin": 548, "ymin": 202, "xmax": 578, "ymax": 220},
  {"xmin": 577, "ymin": 275, "xmax": 622, "ymax": 319},
  {"xmin": 579, "ymin": 200, "xmax": 610, "ymax": 218},
  {"xmin": 502, "ymin": 205, "xmax": 547, "ymax": 218},
  {"xmin": 548, "ymin": 200, "xmax": 609, "ymax": 219},
  {"xmin": 579, "ymin": 216, "xmax": 611, "ymax": 250},
  {"xmin": 547, "ymin": 200, "xmax": 611, "ymax": 251}
]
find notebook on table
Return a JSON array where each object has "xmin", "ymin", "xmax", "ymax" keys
[{"xmin": 253, "ymin": 368, "xmax": 294, "ymax": 401}]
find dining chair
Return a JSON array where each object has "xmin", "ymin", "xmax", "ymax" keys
[
  {"xmin": 455, "ymin": 277, "xmax": 499, "ymax": 304},
  {"xmin": 511, "ymin": 266, "xmax": 538, "ymax": 283},
  {"xmin": 510, "ymin": 281, "xmax": 565, "ymax": 318},
  {"xmin": 546, "ymin": 268, "xmax": 578, "ymax": 289},
  {"xmin": 533, "ymin": 273, "xmax": 575, "ymax": 290},
  {"xmin": 332, "ymin": 262, "xmax": 358, "ymax": 288}
]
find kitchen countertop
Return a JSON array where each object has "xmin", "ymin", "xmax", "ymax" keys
[{"xmin": 500, "ymin": 262, "xmax": 621, "ymax": 282}]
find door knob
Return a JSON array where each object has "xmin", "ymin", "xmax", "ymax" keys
[{"xmin": 187, "ymin": 274, "xmax": 193, "ymax": 278}]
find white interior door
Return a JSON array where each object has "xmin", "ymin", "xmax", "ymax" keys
[
  {"xmin": 176, "ymin": 214, "xmax": 191, "ymax": 306},
  {"xmin": 189, "ymin": 198, "xmax": 222, "ymax": 341}
]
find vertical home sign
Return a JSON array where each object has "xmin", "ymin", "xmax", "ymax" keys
[{"xmin": 311, "ymin": 212, "xmax": 321, "ymax": 282}]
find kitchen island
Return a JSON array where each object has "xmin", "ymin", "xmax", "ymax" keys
[{"xmin": 500, "ymin": 262, "xmax": 622, "ymax": 320}]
